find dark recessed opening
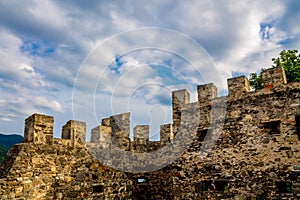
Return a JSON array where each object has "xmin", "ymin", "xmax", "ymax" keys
[
  {"xmin": 93, "ymin": 185, "xmax": 104, "ymax": 193},
  {"xmin": 92, "ymin": 174, "xmax": 98, "ymax": 180},
  {"xmin": 195, "ymin": 180, "xmax": 212, "ymax": 193},
  {"xmin": 262, "ymin": 120, "xmax": 281, "ymax": 135},
  {"xmin": 215, "ymin": 180, "xmax": 229, "ymax": 192},
  {"xmin": 276, "ymin": 181, "xmax": 292, "ymax": 193},
  {"xmin": 296, "ymin": 115, "xmax": 300, "ymax": 139},
  {"xmin": 197, "ymin": 129, "xmax": 211, "ymax": 142}
]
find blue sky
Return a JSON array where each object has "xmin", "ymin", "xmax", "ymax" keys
[{"xmin": 0, "ymin": 0, "xmax": 299, "ymax": 140}]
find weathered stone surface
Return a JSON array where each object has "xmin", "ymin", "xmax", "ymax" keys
[
  {"xmin": 0, "ymin": 67, "xmax": 300, "ymax": 199},
  {"xmin": 23, "ymin": 113, "xmax": 54, "ymax": 145},
  {"xmin": 62, "ymin": 120, "xmax": 86, "ymax": 146}
]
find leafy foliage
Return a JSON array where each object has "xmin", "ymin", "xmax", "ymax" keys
[
  {"xmin": 249, "ymin": 68, "xmax": 265, "ymax": 90},
  {"xmin": 272, "ymin": 49, "xmax": 300, "ymax": 83},
  {"xmin": 249, "ymin": 49, "xmax": 300, "ymax": 90}
]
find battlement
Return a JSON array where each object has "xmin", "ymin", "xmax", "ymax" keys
[
  {"xmin": 197, "ymin": 83, "xmax": 218, "ymax": 105},
  {"xmin": 62, "ymin": 120, "xmax": 86, "ymax": 146},
  {"xmin": 2, "ymin": 66, "xmax": 300, "ymax": 199},
  {"xmin": 172, "ymin": 89, "xmax": 190, "ymax": 134},
  {"xmin": 21, "ymin": 67, "xmax": 294, "ymax": 149},
  {"xmin": 227, "ymin": 75, "xmax": 250, "ymax": 98},
  {"xmin": 133, "ymin": 125, "xmax": 149, "ymax": 144},
  {"xmin": 160, "ymin": 124, "xmax": 173, "ymax": 144},
  {"xmin": 24, "ymin": 113, "xmax": 54, "ymax": 145},
  {"xmin": 262, "ymin": 66, "xmax": 287, "ymax": 89}
]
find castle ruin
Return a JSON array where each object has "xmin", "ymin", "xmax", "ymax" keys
[{"xmin": 0, "ymin": 66, "xmax": 300, "ymax": 199}]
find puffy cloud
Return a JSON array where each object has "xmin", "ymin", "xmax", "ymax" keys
[{"xmin": 0, "ymin": 0, "xmax": 299, "ymax": 137}]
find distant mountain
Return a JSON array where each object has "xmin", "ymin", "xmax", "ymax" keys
[
  {"xmin": 0, "ymin": 133, "xmax": 23, "ymax": 148},
  {"xmin": 0, "ymin": 133, "xmax": 23, "ymax": 163}
]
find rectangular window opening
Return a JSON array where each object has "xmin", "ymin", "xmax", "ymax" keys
[
  {"xmin": 296, "ymin": 115, "xmax": 300, "ymax": 139},
  {"xmin": 93, "ymin": 185, "xmax": 104, "ymax": 193},
  {"xmin": 92, "ymin": 174, "xmax": 98, "ymax": 180},
  {"xmin": 262, "ymin": 120, "xmax": 281, "ymax": 135},
  {"xmin": 195, "ymin": 180, "xmax": 212, "ymax": 193},
  {"xmin": 215, "ymin": 180, "xmax": 229, "ymax": 192},
  {"xmin": 276, "ymin": 181, "xmax": 292, "ymax": 193}
]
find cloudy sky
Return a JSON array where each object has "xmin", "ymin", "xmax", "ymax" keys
[{"xmin": 0, "ymin": 0, "xmax": 299, "ymax": 140}]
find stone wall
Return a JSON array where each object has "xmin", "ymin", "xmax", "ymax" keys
[
  {"xmin": 62, "ymin": 120, "xmax": 86, "ymax": 146},
  {"xmin": 0, "ymin": 66, "xmax": 300, "ymax": 199},
  {"xmin": 172, "ymin": 89, "xmax": 190, "ymax": 134},
  {"xmin": 227, "ymin": 75, "xmax": 250, "ymax": 98},
  {"xmin": 23, "ymin": 113, "xmax": 54, "ymax": 145}
]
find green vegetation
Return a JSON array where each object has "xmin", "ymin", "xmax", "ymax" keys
[
  {"xmin": 249, "ymin": 49, "xmax": 300, "ymax": 90},
  {"xmin": 0, "ymin": 143, "xmax": 9, "ymax": 163},
  {"xmin": 249, "ymin": 68, "xmax": 265, "ymax": 90},
  {"xmin": 0, "ymin": 133, "xmax": 23, "ymax": 163}
]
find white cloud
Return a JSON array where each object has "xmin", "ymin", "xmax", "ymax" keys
[{"xmin": 0, "ymin": 0, "xmax": 299, "ymax": 137}]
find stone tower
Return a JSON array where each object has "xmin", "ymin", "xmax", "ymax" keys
[
  {"xmin": 62, "ymin": 120, "xmax": 86, "ymax": 146},
  {"xmin": 23, "ymin": 113, "xmax": 54, "ymax": 145}
]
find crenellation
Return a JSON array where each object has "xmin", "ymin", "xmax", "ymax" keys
[
  {"xmin": 160, "ymin": 124, "xmax": 173, "ymax": 144},
  {"xmin": 262, "ymin": 66, "xmax": 287, "ymax": 89},
  {"xmin": 110, "ymin": 113, "xmax": 130, "ymax": 151},
  {"xmin": 23, "ymin": 113, "xmax": 54, "ymax": 145},
  {"xmin": 110, "ymin": 113, "xmax": 130, "ymax": 136},
  {"xmin": 227, "ymin": 76, "xmax": 250, "ymax": 98},
  {"xmin": 91, "ymin": 125, "xmax": 101, "ymax": 143},
  {"xmin": 62, "ymin": 120, "xmax": 86, "ymax": 146},
  {"xmin": 1, "ymin": 66, "xmax": 300, "ymax": 199},
  {"xmin": 90, "ymin": 125, "xmax": 112, "ymax": 148},
  {"xmin": 197, "ymin": 83, "xmax": 217, "ymax": 105},
  {"xmin": 133, "ymin": 125, "xmax": 149, "ymax": 144},
  {"xmin": 172, "ymin": 89, "xmax": 190, "ymax": 135}
]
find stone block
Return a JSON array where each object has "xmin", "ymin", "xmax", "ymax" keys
[
  {"xmin": 110, "ymin": 113, "xmax": 130, "ymax": 138},
  {"xmin": 62, "ymin": 120, "xmax": 86, "ymax": 146},
  {"xmin": 197, "ymin": 83, "xmax": 217, "ymax": 105},
  {"xmin": 133, "ymin": 125, "xmax": 149, "ymax": 144},
  {"xmin": 160, "ymin": 124, "xmax": 173, "ymax": 143},
  {"xmin": 262, "ymin": 66, "xmax": 287, "ymax": 89},
  {"xmin": 23, "ymin": 113, "xmax": 54, "ymax": 144},
  {"xmin": 172, "ymin": 89, "xmax": 190, "ymax": 134},
  {"xmin": 227, "ymin": 76, "xmax": 250, "ymax": 98}
]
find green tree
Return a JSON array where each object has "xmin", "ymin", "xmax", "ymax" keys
[
  {"xmin": 249, "ymin": 49, "xmax": 300, "ymax": 90},
  {"xmin": 0, "ymin": 143, "xmax": 9, "ymax": 163},
  {"xmin": 249, "ymin": 68, "xmax": 265, "ymax": 90},
  {"xmin": 272, "ymin": 49, "xmax": 300, "ymax": 82}
]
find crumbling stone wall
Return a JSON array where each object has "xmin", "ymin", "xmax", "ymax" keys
[
  {"xmin": 0, "ymin": 66, "xmax": 300, "ymax": 199},
  {"xmin": 23, "ymin": 113, "xmax": 54, "ymax": 145},
  {"xmin": 62, "ymin": 120, "xmax": 86, "ymax": 146}
]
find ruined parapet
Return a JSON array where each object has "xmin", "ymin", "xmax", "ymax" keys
[
  {"xmin": 110, "ymin": 113, "xmax": 130, "ymax": 151},
  {"xmin": 133, "ymin": 125, "xmax": 149, "ymax": 145},
  {"xmin": 197, "ymin": 83, "xmax": 217, "ymax": 105},
  {"xmin": 91, "ymin": 126, "xmax": 101, "ymax": 143},
  {"xmin": 227, "ymin": 76, "xmax": 250, "ymax": 98},
  {"xmin": 172, "ymin": 89, "xmax": 190, "ymax": 134},
  {"xmin": 23, "ymin": 113, "xmax": 54, "ymax": 145},
  {"xmin": 62, "ymin": 120, "xmax": 86, "ymax": 146},
  {"xmin": 90, "ymin": 125, "xmax": 112, "ymax": 148},
  {"xmin": 262, "ymin": 66, "xmax": 287, "ymax": 89},
  {"xmin": 110, "ymin": 113, "xmax": 130, "ymax": 135},
  {"xmin": 160, "ymin": 124, "xmax": 173, "ymax": 144}
]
